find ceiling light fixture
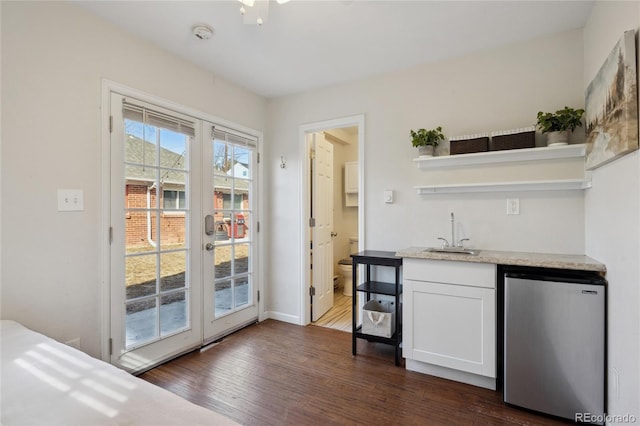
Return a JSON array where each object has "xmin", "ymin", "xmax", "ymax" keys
[{"xmin": 238, "ymin": 0, "xmax": 289, "ymax": 26}]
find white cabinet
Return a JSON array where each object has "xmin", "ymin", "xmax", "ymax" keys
[
  {"xmin": 344, "ymin": 161, "xmax": 358, "ymax": 206},
  {"xmin": 403, "ymin": 258, "xmax": 496, "ymax": 388}
]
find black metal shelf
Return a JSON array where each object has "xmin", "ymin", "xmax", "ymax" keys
[
  {"xmin": 351, "ymin": 250, "xmax": 403, "ymax": 366},
  {"xmin": 356, "ymin": 281, "xmax": 403, "ymax": 296}
]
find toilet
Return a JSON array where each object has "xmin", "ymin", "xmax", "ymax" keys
[{"xmin": 337, "ymin": 237, "xmax": 359, "ymax": 296}]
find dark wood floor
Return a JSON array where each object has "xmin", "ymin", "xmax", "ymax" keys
[{"xmin": 140, "ymin": 320, "xmax": 570, "ymax": 425}]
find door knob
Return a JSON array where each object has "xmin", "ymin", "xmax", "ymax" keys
[
  {"xmin": 331, "ymin": 232, "xmax": 338, "ymax": 237},
  {"xmin": 205, "ymin": 243, "xmax": 214, "ymax": 251}
]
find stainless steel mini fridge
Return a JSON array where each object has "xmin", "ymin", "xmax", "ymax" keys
[{"xmin": 504, "ymin": 270, "xmax": 606, "ymax": 423}]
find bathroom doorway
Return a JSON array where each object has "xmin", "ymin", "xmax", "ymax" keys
[{"xmin": 298, "ymin": 115, "xmax": 364, "ymax": 330}]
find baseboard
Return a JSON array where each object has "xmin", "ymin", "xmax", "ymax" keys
[
  {"xmin": 264, "ymin": 311, "xmax": 302, "ymax": 325},
  {"xmin": 406, "ymin": 359, "xmax": 496, "ymax": 390}
]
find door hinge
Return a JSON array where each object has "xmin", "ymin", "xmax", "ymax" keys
[
  {"xmin": 109, "ymin": 338, "xmax": 113, "ymax": 355},
  {"xmin": 257, "ymin": 152, "xmax": 260, "ymax": 164},
  {"xmin": 257, "ymin": 221, "xmax": 260, "ymax": 232},
  {"xmin": 109, "ymin": 116, "xmax": 113, "ymax": 133},
  {"xmin": 309, "ymin": 286, "xmax": 316, "ymax": 297},
  {"xmin": 257, "ymin": 290, "xmax": 260, "ymax": 302},
  {"xmin": 109, "ymin": 227, "xmax": 113, "ymax": 244},
  {"xmin": 309, "ymin": 218, "xmax": 315, "ymax": 227}
]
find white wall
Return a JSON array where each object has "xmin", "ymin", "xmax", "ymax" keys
[
  {"xmin": 583, "ymin": 2, "xmax": 640, "ymax": 421},
  {"xmin": 265, "ymin": 29, "xmax": 587, "ymax": 323},
  {"xmin": 0, "ymin": 1, "xmax": 266, "ymax": 358}
]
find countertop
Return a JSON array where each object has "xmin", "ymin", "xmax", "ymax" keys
[{"xmin": 395, "ymin": 247, "xmax": 606, "ymax": 273}]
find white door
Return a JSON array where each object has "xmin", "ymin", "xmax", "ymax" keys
[
  {"xmin": 109, "ymin": 94, "xmax": 203, "ymax": 372},
  {"xmin": 311, "ymin": 132, "xmax": 334, "ymax": 321},
  {"xmin": 202, "ymin": 124, "xmax": 259, "ymax": 343}
]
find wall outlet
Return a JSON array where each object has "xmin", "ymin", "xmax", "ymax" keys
[
  {"xmin": 58, "ymin": 189, "xmax": 84, "ymax": 211},
  {"xmin": 65, "ymin": 338, "xmax": 81, "ymax": 350},
  {"xmin": 506, "ymin": 198, "xmax": 520, "ymax": 215}
]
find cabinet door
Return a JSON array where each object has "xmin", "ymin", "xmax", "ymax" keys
[
  {"xmin": 403, "ymin": 279, "xmax": 496, "ymax": 377},
  {"xmin": 344, "ymin": 161, "xmax": 358, "ymax": 193}
]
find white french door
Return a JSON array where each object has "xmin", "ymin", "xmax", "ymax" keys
[
  {"xmin": 202, "ymin": 124, "xmax": 259, "ymax": 343},
  {"xmin": 108, "ymin": 91, "xmax": 259, "ymax": 372}
]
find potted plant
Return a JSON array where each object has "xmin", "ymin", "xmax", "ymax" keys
[
  {"xmin": 536, "ymin": 106, "xmax": 585, "ymax": 146},
  {"xmin": 410, "ymin": 126, "xmax": 445, "ymax": 157}
]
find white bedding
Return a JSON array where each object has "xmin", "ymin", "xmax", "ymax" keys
[{"xmin": 0, "ymin": 320, "xmax": 238, "ymax": 425}]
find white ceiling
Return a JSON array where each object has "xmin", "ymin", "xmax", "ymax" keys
[{"xmin": 76, "ymin": 0, "xmax": 594, "ymax": 99}]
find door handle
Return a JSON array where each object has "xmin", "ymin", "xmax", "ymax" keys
[
  {"xmin": 330, "ymin": 232, "xmax": 337, "ymax": 237},
  {"xmin": 205, "ymin": 243, "xmax": 214, "ymax": 251}
]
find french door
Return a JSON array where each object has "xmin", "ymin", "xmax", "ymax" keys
[
  {"xmin": 202, "ymin": 124, "xmax": 259, "ymax": 343},
  {"xmin": 109, "ymin": 92, "xmax": 258, "ymax": 372}
]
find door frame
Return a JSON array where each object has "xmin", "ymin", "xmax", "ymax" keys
[
  {"xmin": 100, "ymin": 79, "xmax": 265, "ymax": 363},
  {"xmin": 298, "ymin": 115, "xmax": 365, "ymax": 326}
]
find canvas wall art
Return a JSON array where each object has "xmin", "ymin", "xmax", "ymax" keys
[{"xmin": 585, "ymin": 30, "xmax": 638, "ymax": 170}]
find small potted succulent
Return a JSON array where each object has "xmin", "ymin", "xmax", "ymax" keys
[
  {"xmin": 536, "ymin": 106, "xmax": 585, "ymax": 146},
  {"xmin": 410, "ymin": 126, "xmax": 445, "ymax": 157}
]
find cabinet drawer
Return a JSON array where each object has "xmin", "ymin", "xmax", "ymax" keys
[{"xmin": 404, "ymin": 258, "xmax": 495, "ymax": 288}]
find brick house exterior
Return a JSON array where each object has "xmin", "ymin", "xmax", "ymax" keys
[{"xmin": 125, "ymin": 135, "xmax": 249, "ymax": 248}]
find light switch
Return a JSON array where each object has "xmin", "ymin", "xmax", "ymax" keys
[
  {"xmin": 506, "ymin": 198, "xmax": 519, "ymax": 215},
  {"xmin": 384, "ymin": 190, "xmax": 394, "ymax": 204},
  {"xmin": 58, "ymin": 189, "xmax": 84, "ymax": 211}
]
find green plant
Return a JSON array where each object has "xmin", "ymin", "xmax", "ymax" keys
[
  {"xmin": 536, "ymin": 106, "xmax": 585, "ymax": 133},
  {"xmin": 410, "ymin": 127, "xmax": 445, "ymax": 147}
]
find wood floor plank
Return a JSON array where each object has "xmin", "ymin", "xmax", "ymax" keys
[{"xmin": 140, "ymin": 320, "xmax": 571, "ymax": 425}]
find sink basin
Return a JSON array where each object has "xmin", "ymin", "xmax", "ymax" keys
[{"xmin": 424, "ymin": 247, "xmax": 480, "ymax": 256}]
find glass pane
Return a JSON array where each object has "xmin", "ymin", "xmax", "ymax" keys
[
  {"xmin": 125, "ymin": 210, "xmax": 155, "ymax": 254},
  {"xmin": 160, "ymin": 251, "xmax": 186, "ymax": 292},
  {"xmin": 233, "ymin": 212, "xmax": 249, "ymax": 241},
  {"xmin": 234, "ymin": 243, "xmax": 249, "ymax": 275},
  {"xmin": 159, "ymin": 129, "xmax": 187, "ymax": 171},
  {"xmin": 160, "ymin": 212, "xmax": 187, "ymax": 250},
  {"xmin": 125, "ymin": 166, "xmax": 157, "ymax": 195},
  {"xmin": 233, "ymin": 146, "xmax": 251, "ymax": 178},
  {"xmin": 215, "ymin": 280, "xmax": 232, "ymax": 317},
  {"xmin": 213, "ymin": 217, "xmax": 229, "ymax": 242},
  {"xmin": 234, "ymin": 183, "xmax": 249, "ymax": 210},
  {"xmin": 159, "ymin": 170, "xmax": 187, "ymax": 190},
  {"xmin": 126, "ymin": 254, "xmax": 157, "ymax": 300},
  {"xmin": 214, "ymin": 177, "xmax": 232, "ymax": 209},
  {"xmin": 125, "ymin": 121, "xmax": 157, "ymax": 167},
  {"xmin": 213, "ymin": 141, "xmax": 232, "ymax": 175},
  {"xmin": 160, "ymin": 292, "xmax": 187, "ymax": 335},
  {"xmin": 126, "ymin": 297, "xmax": 158, "ymax": 348},
  {"xmin": 235, "ymin": 277, "xmax": 250, "ymax": 308},
  {"xmin": 214, "ymin": 246, "xmax": 231, "ymax": 279}
]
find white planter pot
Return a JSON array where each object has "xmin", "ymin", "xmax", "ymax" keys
[
  {"xmin": 418, "ymin": 145, "xmax": 435, "ymax": 158},
  {"xmin": 546, "ymin": 131, "xmax": 569, "ymax": 146}
]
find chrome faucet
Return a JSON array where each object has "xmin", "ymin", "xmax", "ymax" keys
[{"xmin": 437, "ymin": 212, "xmax": 470, "ymax": 248}]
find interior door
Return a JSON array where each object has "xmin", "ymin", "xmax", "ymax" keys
[
  {"xmin": 109, "ymin": 94, "xmax": 203, "ymax": 372},
  {"xmin": 311, "ymin": 132, "xmax": 334, "ymax": 321},
  {"xmin": 202, "ymin": 124, "xmax": 259, "ymax": 343}
]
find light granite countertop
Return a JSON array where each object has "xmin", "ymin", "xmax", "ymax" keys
[{"xmin": 396, "ymin": 247, "xmax": 606, "ymax": 273}]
